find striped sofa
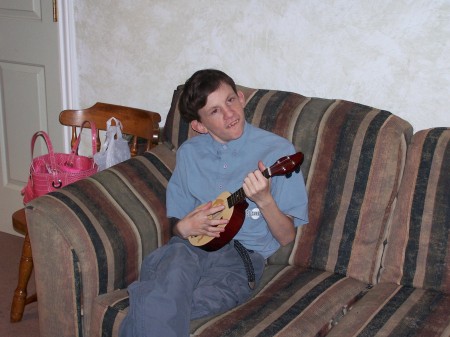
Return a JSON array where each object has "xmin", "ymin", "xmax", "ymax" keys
[{"xmin": 26, "ymin": 85, "xmax": 450, "ymax": 337}]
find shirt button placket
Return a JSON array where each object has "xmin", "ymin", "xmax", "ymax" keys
[{"xmin": 219, "ymin": 144, "xmax": 228, "ymax": 190}]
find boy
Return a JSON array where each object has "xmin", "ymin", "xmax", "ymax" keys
[{"xmin": 120, "ymin": 69, "xmax": 308, "ymax": 337}]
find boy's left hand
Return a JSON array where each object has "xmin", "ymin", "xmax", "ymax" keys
[{"xmin": 243, "ymin": 161, "xmax": 272, "ymax": 207}]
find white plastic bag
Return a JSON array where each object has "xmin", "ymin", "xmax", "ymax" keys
[{"xmin": 94, "ymin": 117, "xmax": 131, "ymax": 171}]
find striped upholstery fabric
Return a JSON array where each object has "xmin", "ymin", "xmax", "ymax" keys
[
  {"xmin": 380, "ymin": 128, "xmax": 450, "ymax": 292},
  {"xmin": 27, "ymin": 86, "xmax": 414, "ymax": 337},
  {"xmin": 326, "ymin": 128, "xmax": 450, "ymax": 336},
  {"xmin": 191, "ymin": 269, "xmax": 373, "ymax": 337},
  {"xmin": 91, "ymin": 289, "xmax": 129, "ymax": 337},
  {"xmin": 327, "ymin": 284, "xmax": 450, "ymax": 337}
]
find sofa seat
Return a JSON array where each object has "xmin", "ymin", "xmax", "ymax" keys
[
  {"xmin": 91, "ymin": 266, "xmax": 372, "ymax": 337},
  {"xmin": 327, "ymin": 284, "xmax": 450, "ymax": 336},
  {"xmin": 190, "ymin": 269, "xmax": 370, "ymax": 337}
]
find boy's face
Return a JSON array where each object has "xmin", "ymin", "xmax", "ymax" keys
[{"xmin": 191, "ymin": 82, "xmax": 246, "ymax": 144}]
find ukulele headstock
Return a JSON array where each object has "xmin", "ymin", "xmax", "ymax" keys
[{"xmin": 266, "ymin": 152, "xmax": 304, "ymax": 178}]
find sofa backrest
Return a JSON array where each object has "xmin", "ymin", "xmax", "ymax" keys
[
  {"xmin": 162, "ymin": 84, "xmax": 413, "ymax": 284},
  {"xmin": 380, "ymin": 128, "xmax": 450, "ymax": 293}
]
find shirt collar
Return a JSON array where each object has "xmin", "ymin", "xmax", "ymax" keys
[{"xmin": 209, "ymin": 121, "xmax": 251, "ymax": 155}]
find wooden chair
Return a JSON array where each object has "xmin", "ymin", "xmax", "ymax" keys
[{"xmin": 10, "ymin": 102, "xmax": 161, "ymax": 322}]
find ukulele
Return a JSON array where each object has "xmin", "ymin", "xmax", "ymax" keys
[{"xmin": 188, "ymin": 152, "xmax": 304, "ymax": 251}]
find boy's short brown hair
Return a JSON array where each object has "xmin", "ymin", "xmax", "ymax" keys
[{"xmin": 179, "ymin": 69, "xmax": 238, "ymax": 123}]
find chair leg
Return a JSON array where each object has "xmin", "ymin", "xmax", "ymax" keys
[{"xmin": 10, "ymin": 232, "xmax": 37, "ymax": 322}]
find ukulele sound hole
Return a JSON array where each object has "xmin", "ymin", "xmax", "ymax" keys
[{"xmin": 209, "ymin": 199, "xmax": 225, "ymax": 220}]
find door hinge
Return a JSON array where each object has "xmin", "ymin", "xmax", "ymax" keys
[{"xmin": 53, "ymin": 0, "xmax": 58, "ymax": 22}]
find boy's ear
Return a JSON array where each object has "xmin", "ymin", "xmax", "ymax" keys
[
  {"xmin": 238, "ymin": 90, "xmax": 245, "ymax": 104},
  {"xmin": 191, "ymin": 120, "xmax": 208, "ymax": 134}
]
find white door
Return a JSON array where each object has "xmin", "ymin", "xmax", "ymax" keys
[{"xmin": 0, "ymin": 0, "xmax": 64, "ymax": 234}]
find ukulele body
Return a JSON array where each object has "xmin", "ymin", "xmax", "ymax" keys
[{"xmin": 188, "ymin": 191, "xmax": 249, "ymax": 251}]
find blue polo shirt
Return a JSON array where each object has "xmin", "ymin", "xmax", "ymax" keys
[{"xmin": 166, "ymin": 122, "xmax": 308, "ymax": 258}]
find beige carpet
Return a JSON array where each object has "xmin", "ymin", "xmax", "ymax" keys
[{"xmin": 0, "ymin": 231, "xmax": 39, "ymax": 337}]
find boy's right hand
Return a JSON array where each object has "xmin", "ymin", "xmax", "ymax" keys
[{"xmin": 173, "ymin": 201, "xmax": 228, "ymax": 239}]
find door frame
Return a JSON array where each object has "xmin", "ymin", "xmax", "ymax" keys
[{"xmin": 58, "ymin": 0, "xmax": 78, "ymax": 152}]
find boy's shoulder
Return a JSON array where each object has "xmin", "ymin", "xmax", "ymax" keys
[
  {"xmin": 176, "ymin": 133, "xmax": 210, "ymax": 157},
  {"xmin": 247, "ymin": 124, "xmax": 291, "ymax": 145}
]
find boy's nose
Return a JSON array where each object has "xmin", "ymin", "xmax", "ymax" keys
[{"xmin": 223, "ymin": 106, "xmax": 234, "ymax": 118}]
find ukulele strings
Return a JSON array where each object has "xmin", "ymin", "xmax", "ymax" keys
[
  {"xmin": 227, "ymin": 188, "xmax": 246, "ymax": 208},
  {"xmin": 226, "ymin": 167, "xmax": 272, "ymax": 208}
]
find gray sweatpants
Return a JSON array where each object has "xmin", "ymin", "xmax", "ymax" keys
[{"xmin": 119, "ymin": 236, "xmax": 265, "ymax": 337}]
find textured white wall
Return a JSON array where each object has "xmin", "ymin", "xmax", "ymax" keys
[{"xmin": 74, "ymin": 1, "xmax": 450, "ymax": 131}]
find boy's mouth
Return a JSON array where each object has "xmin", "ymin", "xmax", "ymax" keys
[{"xmin": 227, "ymin": 119, "xmax": 239, "ymax": 129}]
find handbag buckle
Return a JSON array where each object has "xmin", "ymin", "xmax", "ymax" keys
[{"xmin": 52, "ymin": 180, "xmax": 62, "ymax": 189}]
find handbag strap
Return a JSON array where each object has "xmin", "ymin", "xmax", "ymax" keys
[
  {"xmin": 102, "ymin": 117, "xmax": 124, "ymax": 150},
  {"xmin": 30, "ymin": 131, "xmax": 58, "ymax": 172},
  {"xmin": 65, "ymin": 120, "xmax": 97, "ymax": 168},
  {"xmin": 106, "ymin": 117, "xmax": 124, "ymax": 139}
]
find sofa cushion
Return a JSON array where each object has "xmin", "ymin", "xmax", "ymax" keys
[
  {"xmin": 291, "ymin": 103, "xmax": 412, "ymax": 284},
  {"xmin": 326, "ymin": 283, "xmax": 450, "ymax": 337},
  {"xmin": 190, "ymin": 268, "xmax": 370, "ymax": 337},
  {"xmin": 380, "ymin": 128, "xmax": 450, "ymax": 293}
]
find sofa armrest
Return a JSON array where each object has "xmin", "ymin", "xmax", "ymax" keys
[{"xmin": 27, "ymin": 146, "xmax": 174, "ymax": 337}]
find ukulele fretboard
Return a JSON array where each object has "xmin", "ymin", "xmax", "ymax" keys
[{"xmin": 227, "ymin": 188, "xmax": 246, "ymax": 208}]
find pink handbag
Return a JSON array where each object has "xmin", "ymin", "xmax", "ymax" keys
[{"xmin": 21, "ymin": 121, "xmax": 99, "ymax": 204}]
